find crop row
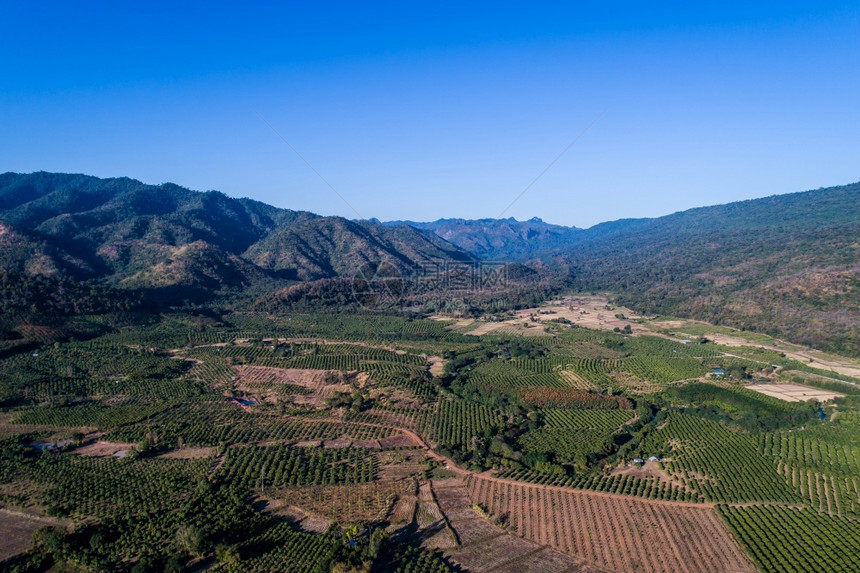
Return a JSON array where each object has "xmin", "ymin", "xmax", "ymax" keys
[
  {"xmin": 777, "ymin": 463, "xmax": 860, "ymax": 520},
  {"xmin": 518, "ymin": 428, "xmax": 613, "ymax": 462},
  {"xmin": 215, "ymin": 444, "xmax": 376, "ymax": 490},
  {"xmin": 430, "ymin": 399, "xmax": 504, "ymax": 448},
  {"xmin": 5, "ymin": 452, "xmax": 209, "ymax": 518},
  {"xmin": 639, "ymin": 413, "xmax": 802, "ymax": 503},
  {"xmin": 760, "ymin": 432, "xmax": 860, "ymax": 477},
  {"xmin": 236, "ymin": 522, "xmax": 333, "ymax": 573},
  {"xmin": 16, "ymin": 402, "xmax": 170, "ymax": 429},
  {"xmin": 719, "ymin": 505, "xmax": 860, "ymax": 572},
  {"xmin": 518, "ymin": 387, "xmax": 632, "ymax": 410},
  {"xmin": 495, "ymin": 467, "xmax": 698, "ymax": 501},
  {"xmin": 107, "ymin": 401, "xmax": 396, "ymax": 447},
  {"xmin": 541, "ymin": 408, "xmax": 634, "ymax": 430}
]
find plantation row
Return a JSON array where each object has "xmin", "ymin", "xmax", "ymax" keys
[
  {"xmin": 14, "ymin": 376, "xmax": 209, "ymax": 402},
  {"xmin": 214, "ymin": 444, "xmax": 376, "ymax": 490},
  {"xmin": 237, "ymin": 516, "xmax": 452, "ymax": 572},
  {"xmin": 495, "ymin": 467, "xmax": 698, "ymax": 502},
  {"xmin": 279, "ymin": 481, "xmax": 415, "ymax": 523},
  {"xmin": 626, "ymin": 335, "xmax": 724, "ymax": 358},
  {"xmin": 469, "ymin": 371, "xmax": 568, "ymax": 392},
  {"xmin": 719, "ymin": 505, "xmax": 860, "ymax": 573},
  {"xmin": 619, "ymin": 354, "xmax": 706, "ymax": 383},
  {"xmin": 370, "ymin": 372, "xmax": 436, "ymax": 399},
  {"xmin": 184, "ymin": 359, "xmax": 238, "ymax": 387},
  {"xmin": 189, "ymin": 339, "xmax": 426, "ymax": 363},
  {"xmin": 467, "ymin": 475, "xmax": 751, "ymax": 573},
  {"xmin": 467, "ymin": 358, "xmax": 564, "ymax": 380},
  {"xmin": 236, "ymin": 522, "xmax": 333, "ymax": 573},
  {"xmin": 0, "ymin": 343, "xmax": 206, "ymax": 403},
  {"xmin": 0, "ymin": 441, "xmax": 210, "ymax": 519},
  {"xmin": 97, "ymin": 313, "xmax": 475, "ymax": 348},
  {"xmin": 639, "ymin": 413, "xmax": 802, "ymax": 503},
  {"xmin": 108, "ymin": 406, "xmax": 397, "ymax": 448},
  {"xmin": 759, "ymin": 432, "xmax": 860, "ymax": 477},
  {"xmin": 429, "ymin": 399, "xmax": 504, "ymax": 448},
  {"xmin": 3, "ymin": 343, "xmax": 191, "ymax": 382},
  {"xmin": 777, "ymin": 463, "xmax": 860, "ymax": 520},
  {"xmin": 541, "ymin": 408, "xmax": 634, "ymax": 430},
  {"xmin": 518, "ymin": 386, "xmax": 632, "ymax": 410},
  {"xmin": 16, "ymin": 402, "xmax": 171, "ymax": 429},
  {"xmin": 338, "ymin": 407, "xmax": 431, "ymax": 433},
  {"xmin": 799, "ymin": 416, "xmax": 860, "ymax": 447},
  {"xmin": 510, "ymin": 354, "xmax": 708, "ymax": 384},
  {"xmin": 518, "ymin": 428, "xmax": 613, "ymax": 462}
]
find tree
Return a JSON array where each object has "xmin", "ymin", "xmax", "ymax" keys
[
  {"xmin": 216, "ymin": 544, "xmax": 240, "ymax": 567},
  {"xmin": 33, "ymin": 526, "xmax": 65, "ymax": 554},
  {"xmin": 367, "ymin": 527, "xmax": 388, "ymax": 559},
  {"xmin": 175, "ymin": 524, "xmax": 205, "ymax": 556},
  {"xmin": 164, "ymin": 555, "xmax": 183, "ymax": 573},
  {"xmin": 89, "ymin": 531, "xmax": 104, "ymax": 551},
  {"xmin": 343, "ymin": 522, "xmax": 362, "ymax": 542}
]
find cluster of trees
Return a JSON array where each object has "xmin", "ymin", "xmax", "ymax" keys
[{"xmin": 670, "ymin": 383, "xmax": 819, "ymax": 432}]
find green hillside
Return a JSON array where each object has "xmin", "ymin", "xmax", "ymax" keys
[
  {"xmin": 560, "ymin": 183, "xmax": 860, "ymax": 356},
  {"xmin": 0, "ymin": 172, "xmax": 474, "ymax": 293}
]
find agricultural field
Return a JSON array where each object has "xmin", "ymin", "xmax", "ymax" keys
[
  {"xmin": 467, "ymin": 475, "xmax": 756, "ymax": 573},
  {"xmin": 745, "ymin": 382, "xmax": 845, "ymax": 402},
  {"xmin": 1, "ymin": 305, "xmax": 859, "ymax": 572}
]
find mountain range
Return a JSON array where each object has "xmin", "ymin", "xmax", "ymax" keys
[
  {"xmin": 0, "ymin": 172, "xmax": 472, "ymax": 291},
  {"xmin": 1, "ymin": 171, "xmax": 857, "ymax": 354},
  {"xmin": 379, "ymin": 216, "xmax": 584, "ymax": 260}
]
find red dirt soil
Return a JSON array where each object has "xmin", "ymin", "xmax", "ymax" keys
[{"xmin": 466, "ymin": 475, "xmax": 755, "ymax": 573}]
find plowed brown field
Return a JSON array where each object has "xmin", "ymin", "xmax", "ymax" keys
[{"xmin": 466, "ymin": 475, "xmax": 755, "ymax": 573}]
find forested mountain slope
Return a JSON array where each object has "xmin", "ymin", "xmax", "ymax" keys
[
  {"xmin": 383, "ymin": 217, "xmax": 583, "ymax": 260},
  {"xmin": 1, "ymin": 172, "xmax": 856, "ymax": 355},
  {"xmin": 559, "ymin": 183, "xmax": 860, "ymax": 355},
  {"xmin": 0, "ymin": 172, "xmax": 473, "ymax": 292}
]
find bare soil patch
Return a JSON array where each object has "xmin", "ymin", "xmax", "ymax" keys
[
  {"xmin": 745, "ymin": 383, "xmax": 845, "ymax": 402},
  {"xmin": 351, "ymin": 438, "xmax": 381, "ymax": 449},
  {"xmin": 610, "ymin": 460, "xmax": 689, "ymax": 492},
  {"xmin": 559, "ymin": 370, "xmax": 595, "ymax": 390},
  {"xmin": 73, "ymin": 440, "xmax": 136, "ymax": 459},
  {"xmin": 514, "ymin": 296, "xmax": 651, "ymax": 336},
  {"xmin": 159, "ymin": 447, "xmax": 215, "ymax": 459},
  {"xmin": 429, "ymin": 478, "xmax": 592, "ymax": 572},
  {"xmin": 322, "ymin": 437, "xmax": 352, "ymax": 449},
  {"xmin": 0, "ymin": 509, "xmax": 68, "ymax": 561},
  {"xmin": 279, "ymin": 481, "xmax": 414, "ymax": 524},
  {"xmin": 685, "ymin": 332, "xmax": 860, "ymax": 379},
  {"xmin": 232, "ymin": 365, "xmax": 351, "ymax": 407},
  {"xmin": 466, "ymin": 474, "xmax": 756, "ymax": 573},
  {"xmin": 376, "ymin": 450, "xmax": 426, "ymax": 481},
  {"xmin": 378, "ymin": 433, "xmax": 422, "ymax": 449},
  {"xmin": 463, "ymin": 321, "xmax": 505, "ymax": 335},
  {"xmin": 611, "ymin": 460, "xmax": 670, "ymax": 480},
  {"xmin": 256, "ymin": 497, "xmax": 332, "ymax": 533},
  {"xmin": 427, "ymin": 355, "xmax": 446, "ymax": 377}
]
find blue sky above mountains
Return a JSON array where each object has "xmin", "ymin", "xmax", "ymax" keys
[{"xmin": 2, "ymin": 1, "xmax": 858, "ymax": 226}]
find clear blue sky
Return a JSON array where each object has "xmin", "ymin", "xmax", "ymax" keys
[{"xmin": 2, "ymin": 2, "xmax": 858, "ymax": 227}]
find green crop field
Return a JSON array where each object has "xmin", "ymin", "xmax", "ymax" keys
[{"xmin": 1, "ymin": 308, "xmax": 858, "ymax": 572}]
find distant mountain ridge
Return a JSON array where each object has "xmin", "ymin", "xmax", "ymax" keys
[
  {"xmin": 0, "ymin": 172, "xmax": 473, "ymax": 295},
  {"xmin": 385, "ymin": 183, "xmax": 859, "ymax": 355},
  {"xmin": 0, "ymin": 171, "xmax": 857, "ymax": 355},
  {"xmin": 380, "ymin": 216, "xmax": 586, "ymax": 260},
  {"xmin": 557, "ymin": 182, "xmax": 860, "ymax": 356}
]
